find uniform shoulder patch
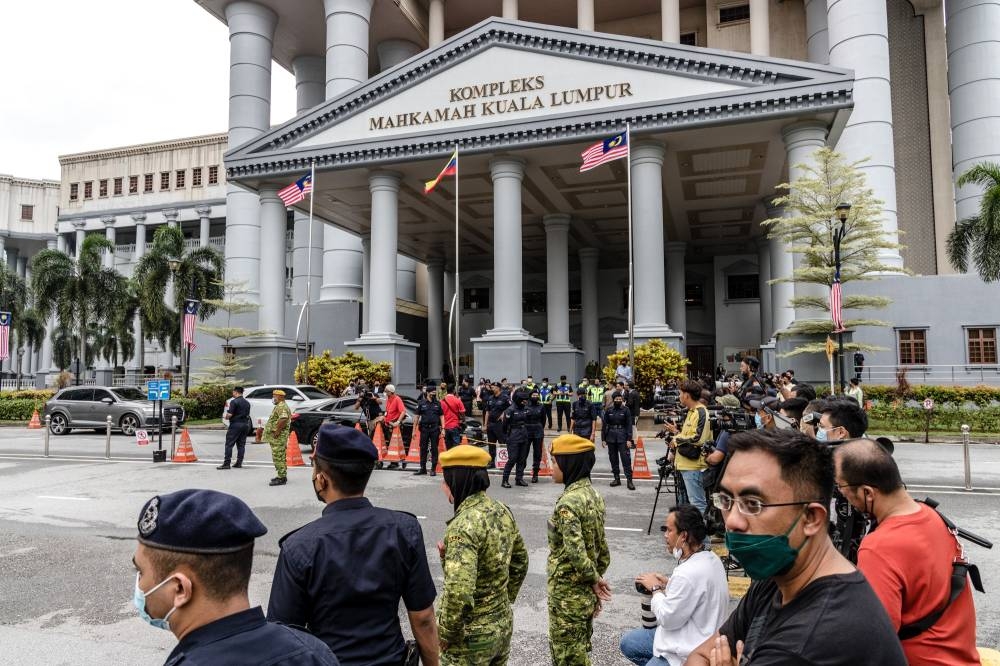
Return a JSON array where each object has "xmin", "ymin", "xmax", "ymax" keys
[{"xmin": 278, "ymin": 526, "xmax": 304, "ymax": 547}]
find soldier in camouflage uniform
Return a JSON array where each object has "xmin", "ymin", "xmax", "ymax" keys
[
  {"xmin": 546, "ymin": 434, "xmax": 611, "ymax": 666},
  {"xmin": 264, "ymin": 389, "xmax": 293, "ymax": 486},
  {"xmin": 436, "ymin": 444, "xmax": 528, "ymax": 665}
]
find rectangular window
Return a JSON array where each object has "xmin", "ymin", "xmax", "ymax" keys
[
  {"xmin": 726, "ymin": 274, "xmax": 760, "ymax": 300},
  {"xmin": 175, "ymin": 169, "xmax": 185, "ymax": 189},
  {"xmin": 680, "ymin": 32, "xmax": 697, "ymax": 46},
  {"xmin": 192, "ymin": 167, "xmax": 203, "ymax": 187},
  {"xmin": 144, "ymin": 174, "xmax": 154, "ymax": 193},
  {"xmin": 208, "ymin": 165, "xmax": 219, "ymax": 185},
  {"xmin": 898, "ymin": 329, "xmax": 927, "ymax": 365},
  {"xmin": 685, "ymin": 282, "xmax": 705, "ymax": 307},
  {"xmin": 463, "ymin": 287, "xmax": 490, "ymax": 311},
  {"xmin": 99, "ymin": 179, "xmax": 108, "ymax": 198},
  {"xmin": 522, "ymin": 291, "xmax": 546, "ymax": 313},
  {"xmin": 719, "ymin": 4, "xmax": 751, "ymax": 24},
  {"xmin": 113, "ymin": 177, "xmax": 123, "ymax": 196},
  {"xmin": 70, "ymin": 183, "xmax": 79, "ymax": 201},
  {"xmin": 84, "ymin": 181, "xmax": 93, "ymax": 199},
  {"xmin": 160, "ymin": 171, "xmax": 170, "ymax": 190},
  {"xmin": 967, "ymin": 328, "xmax": 998, "ymax": 364},
  {"xmin": 20, "ymin": 204, "xmax": 33, "ymax": 221},
  {"xmin": 129, "ymin": 176, "xmax": 139, "ymax": 194}
]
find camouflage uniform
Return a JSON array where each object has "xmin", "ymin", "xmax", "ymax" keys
[
  {"xmin": 546, "ymin": 478, "xmax": 610, "ymax": 666},
  {"xmin": 264, "ymin": 401, "xmax": 292, "ymax": 479},
  {"xmin": 438, "ymin": 492, "xmax": 528, "ymax": 666}
]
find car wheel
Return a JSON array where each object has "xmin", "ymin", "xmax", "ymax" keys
[
  {"xmin": 119, "ymin": 414, "xmax": 140, "ymax": 436},
  {"xmin": 49, "ymin": 413, "xmax": 71, "ymax": 436}
]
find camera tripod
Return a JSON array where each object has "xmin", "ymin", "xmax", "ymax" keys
[{"xmin": 646, "ymin": 457, "xmax": 689, "ymax": 534}]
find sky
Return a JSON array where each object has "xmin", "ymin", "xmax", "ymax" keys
[{"xmin": 0, "ymin": 0, "xmax": 296, "ymax": 180}]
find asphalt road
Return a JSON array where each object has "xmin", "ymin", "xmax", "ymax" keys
[{"xmin": 0, "ymin": 426, "xmax": 997, "ymax": 665}]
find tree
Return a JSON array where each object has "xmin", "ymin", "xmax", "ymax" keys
[
  {"xmin": 31, "ymin": 235, "xmax": 132, "ymax": 377},
  {"xmin": 762, "ymin": 148, "xmax": 905, "ymax": 357},
  {"xmin": 294, "ymin": 351, "xmax": 392, "ymax": 396},
  {"xmin": 946, "ymin": 162, "xmax": 1000, "ymax": 283},
  {"xmin": 195, "ymin": 280, "xmax": 269, "ymax": 384},
  {"xmin": 603, "ymin": 339, "xmax": 688, "ymax": 404},
  {"xmin": 133, "ymin": 225, "xmax": 224, "ymax": 357}
]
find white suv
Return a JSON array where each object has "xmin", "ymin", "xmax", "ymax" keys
[{"xmin": 222, "ymin": 384, "xmax": 333, "ymax": 427}]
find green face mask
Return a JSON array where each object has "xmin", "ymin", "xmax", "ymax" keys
[{"xmin": 725, "ymin": 511, "xmax": 807, "ymax": 580}]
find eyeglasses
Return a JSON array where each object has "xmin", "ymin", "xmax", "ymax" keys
[
  {"xmin": 834, "ymin": 482, "xmax": 858, "ymax": 490},
  {"xmin": 711, "ymin": 492, "xmax": 821, "ymax": 516}
]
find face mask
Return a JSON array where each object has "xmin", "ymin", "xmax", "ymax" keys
[
  {"xmin": 272, "ymin": 399, "xmax": 278, "ymax": 405},
  {"xmin": 531, "ymin": 397, "xmax": 540, "ymax": 404},
  {"xmin": 312, "ymin": 474, "xmax": 325, "ymax": 503},
  {"xmin": 615, "ymin": 401, "xmax": 623, "ymax": 407},
  {"xmin": 754, "ymin": 414, "xmax": 763, "ymax": 429},
  {"xmin": 672, "ymin": 547, "xmax": 684, "ymax": 562},
  {"xmin": 815, "ymin": 427, "xmax": 829, "ymax": 442},
  {"xmin": 725, "ymin": 512, "xmax": 806, "ymax": 580},
  {"xmin": 133, "ymin": 572, "xmax": 178, "ymax": 631}
]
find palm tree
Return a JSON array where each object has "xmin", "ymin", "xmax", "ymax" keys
[
  {"xmin": 30, "ymin": 235, "xmax": 132, "ymax": 381},
  {"xmin": 947, "ymin": 162, "xmax": 1000, "ymax": 283},
  {"xmin": 133, "ymin": 225, "xmax": 224, "ymax": 359}
]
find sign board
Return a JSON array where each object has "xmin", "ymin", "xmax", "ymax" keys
[
  {"xmin": 825, "ymin": 337, "xmax": 836, "ymax": 363},
  {"xmin": 146, "ymin": 379, "xmax": 171, "ymax": 401},
  {"xmin": 496, "ymin": 448, "xmax": 509, "ymax": 467},
  {"xmin": 923, "ymin": 398, "xmax": 934, "ymax": 411},
  {"xmin": 135, "ymin": 429, "xmax": 149, "ymax": 446}
]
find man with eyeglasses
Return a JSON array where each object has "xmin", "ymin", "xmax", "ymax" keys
[
  {"xmin": 686, "ymin": 429, "xmax": 906, "ymax": 666},
  {"xmin": 816, "ymin": 398, "xmax": 868, "ymax": 442}
]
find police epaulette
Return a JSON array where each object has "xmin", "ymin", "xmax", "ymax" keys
[
  {"xmin": 395, "ymin": 509, "xmax": 419, "ymax": 520},
  {"xmin": 278, "ymin": 527, "xmax": 304, "ymax": 547}
]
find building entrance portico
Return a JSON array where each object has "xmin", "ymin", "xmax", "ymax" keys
[{"xmin": 226, "ymin": 18, "xmax": 855, "ymax": 385}]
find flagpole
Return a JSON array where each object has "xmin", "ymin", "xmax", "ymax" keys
[
  {"xmin": 625, "ymin": 122, "xmax": 635, "ymax": 379},
  {"xmin": 304, "ymin": 160, "xmax": 316, "ymax": 383},
  {"xmin": 453, "ymin": 146, "xmax": 460, "ymax": 383}
]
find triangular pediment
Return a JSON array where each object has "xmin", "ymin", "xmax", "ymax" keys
[{"xmin": 226, "ymin": 18, "xmax": 853, "ymax": 181}]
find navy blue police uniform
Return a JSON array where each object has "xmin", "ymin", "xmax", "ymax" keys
[
  {"xmin": 414, "ymin": 390, "xmax": 444, "ymax": 474},
  {"xmin": 484, "ymin": 389, "xmax": 511, "ymax": 466},
  {"xmin": 501, "ymin": 396, "xmax": 531, "ymax": 487},
  {"xmin": 267, "ymin": 425, "xmax": 436, "ymax": 666},
  {"xmin": 601, "ymin": 399, "xmax": 634, "ymax": 486},
  {"xmin": 570, "ymin": 392, "xmax": 597, "ymax": 439},
  {"xmin": 133, "ymin": 489, "xmax": 338, "ymax": 666},
  {"xmin": 220, "ymin": 393, "xmax": 251, "ymax": 468},
  {"xmin": 525, "ymin": 397, "xmax": 547, "ymax": 481}
]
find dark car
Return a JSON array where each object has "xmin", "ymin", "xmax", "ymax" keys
[{"xmin": 290, "ymin": 395, "xmax": 484, "ymax": 453}]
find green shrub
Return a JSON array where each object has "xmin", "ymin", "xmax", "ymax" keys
[
  {"xmin": 185, "ymin": 383, "xmax": 237, "ymax": 420},
  {"xmin": 174, "ymin": 397, "xmax": 201, "ymax": 420},
  {"xmin": 0, "ymin": 399, "xmax": 41, "ymax": 421},
  {"xmin": 294, "ymin": 351, "xmax": 391, "ymax": 397},
  {"xmin": 603, "ymin": 340, "xmax": 689, "ymax": 404},
  {"xmin": 867, "ymin": 404, "xmax": 1000, "ymax": 433},
  {"xmin": 863, "ymin": 384, "xmax": 1000, "ymax": 407}
]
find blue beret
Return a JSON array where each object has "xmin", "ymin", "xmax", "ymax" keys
[
  {"xmin": 315, "ymin": 423, "xmax": 378, "ymax": 462},
  {"xmin": 137, "ymin": 489, "xmax": 266, "ymax": 554}
]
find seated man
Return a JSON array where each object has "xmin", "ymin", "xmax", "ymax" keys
[
  {"xmin": 834, "ymin": 439, "xmax": 981, "ymax": 665},
  {"xmin": 687, "ymin": 429, "xmax": 906, "ymax": 666},
  {"xmin": 619, "ymin": 505, "xmax": 728, "ymax": 666}
]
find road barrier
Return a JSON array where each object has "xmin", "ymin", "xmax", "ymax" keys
[
  {"xmin": 44, "ymin": 415, "xmax": 51, "ymax": 457},
  {"xmin": 961, "ymin": 424, "xmax": 972, "ymax": 491},
  {"xmin": 170, "ymin": 416, "xmax": 178, "ymax": 460}
]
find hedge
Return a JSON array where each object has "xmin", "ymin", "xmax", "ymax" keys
[
  {"xmin": 868, "ymin": 404, "xmax": 1000, "ymax": 433},
  {"xmin": 0, "ymin": 390, "xmax": 54, "ymax": 403},
  {"xmin": 862, "ymin": 384, "xmax": 1000, "ymax": 408},
  {"xmin": 0, "ymin": 399, "xmax": 42, "ymax": 421}
]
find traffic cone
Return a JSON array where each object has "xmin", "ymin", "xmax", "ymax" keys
[
  {"xmin": 254, "ymin": 419, "xmax": 263, "ymax": 443},
  {"xmin": 384, "ymin": 426, "xmax": 405, "ymax": 464},
  {"xmin": 371, "ymin": 424, "xmax": 387, "ymax": 461},
  {"xmin": 285, "ymin": 431, "xmax": 306, "ymax": 467},
  {"xmin": 172, "ymin": 428, "xmax": 198, "ymax": 463},
  {"xmin": 537, "ymin": 446, "xmax": 552, "ymax": 477},
  {"xmin": 434, "ymin": 431, "xmax": 446, "ymax": 473},
  {"xmin": 460, "ymin": 434, "xmax": 469, "ymax": 446},
  {"xmin": 27, "ymin": 409, "xmax": 42, "ymax": 429},
  {"xmin": 405, "ymin": 424, "xmax": 422, "ymax": 464},
  {"xmin": 632, "ymin": 436, "xmax": 652, "ymax": 480}
]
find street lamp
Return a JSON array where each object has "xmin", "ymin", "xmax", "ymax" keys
[{"xmin": 833, "ymin": 202, "xmax": 851, "ymax": 392}]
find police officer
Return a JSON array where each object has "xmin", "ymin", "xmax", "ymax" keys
[
  {"xmin": 264, "ymin": 389, "xmax": 292, "ymax": 486},
  {"xmin": 601, "ymin": 391, "xmax": 635, "ymax": 490},
  {"xmin": 268, "ymin": 424, "xmax": 440, "ymax": 666},
  {"xmin": 546, "ymin": 434, "xmax": 611, "ymax": 666},
  {"xmin": 132, "ymin": 489, "xmax": 338, "ymax": 665},
  {"xmin": 539, "ymin": 377, "xmax": 554, "ymax": 429},
  {"xmin": 587, "ymin": 380, "xmax": 605, "ymax": 420},
  {"xmin": 435, "ymin": 445, "xmax": 529, "ymax": 665},
  {"xmin": 554, "ymin": 376, "xmax": 573, "ymax": 432},
  {"xmin": 570, "ymin": 389, "xmax": 597, "ymax": 441},
  {"xmin": 501, "ymin": 390, "xmax": 531, "ymax": 489},
  {"xmin": 526, "ymin": 389, "xmax": 547, "ymax": 483},
  {"xmin": 483, "ymin": 383, "xmax": 510, "ymax": 469},
  {"xmin": 457, "ymin": 379, "xmax": 476, "ymax": 417},
  {"xmin": 218, "ymin": 386, "xmax": 251, "ymax": 470},
  {"xmin": 415, "ymin": 383, "xmax": 445, "ymax": 476}
]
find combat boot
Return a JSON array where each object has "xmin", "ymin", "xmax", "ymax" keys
[
  {"xmin": 627, "ymin": 479, "xmax": 636, "ymax": 490},
  {"xmin": 610, "ymin": 477, "xmax": 622, "ymax": 487},
  {"xmin": 531, "ymin": 470, "xmax": 539, "ymax": 483}
]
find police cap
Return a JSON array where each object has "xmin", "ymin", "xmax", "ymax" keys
[
  {"xmin": 137, "ymin": 489, "xmax": 266, "ymax": 554},
  {"xmin": 314, "ymin": 423, "xmax": 379, "ymax": 463}
]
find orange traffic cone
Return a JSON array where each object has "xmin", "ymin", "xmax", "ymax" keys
[
  {"xmin": 405, "ymin": 424, "xmax": 422, "ymax": 465},
  {"xmin": 460, "ymin": 434, "xmax": 469, "ymax": 446},
  {"xmin": 172, "ymin": 428, "xmax": 198, "ymax": 463},
  {"xmin": 632, "ymin": 436, "xmax": 652, "ymax": 479},
  {"xmin": 254, "ymin": 419, "xmax": 263, "ymax": 444},
  {"xmin": 285, "ymin": 431, "xmax": 305, "ymax": 467},
  {"xmin": 434, "ymin": 431, "xmax": 446, "ymax": 473},
  {"xmin": 371, "ymin": 423, "xmax": 387, "ymax": 459},
  {"xmin": 384, "ymin": 426, "xmax": 405, "ymax": 464},
  {"xmin": 27, "ymin": 410, "xmax": 42, "ymax": 429},
  {"xmin": 537, "ymin": 446, "xmax": 553, "ymax": 477}
]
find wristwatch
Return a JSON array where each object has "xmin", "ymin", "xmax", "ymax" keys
[{"xmin": 650, "ymin": 585, "xmax": 665, "ymax": 593}]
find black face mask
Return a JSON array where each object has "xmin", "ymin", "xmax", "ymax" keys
[
  {"xmin": 312, "ymin": 474, "xmax": 325, "ymax": 504},
  {"xmin": 531, "ymin": 397, "xmax": 540, "ymax": 404},
  {"xmin": 614, "ymin": 401, "xmax": 623, "ymax": 407}
]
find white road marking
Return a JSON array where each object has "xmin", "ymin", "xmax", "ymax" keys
[
  {"xmin": 416, "ymin": 516, "xmax": 427, "ymax": 520},
  {"xmin": 606, "ymin": 526, "xmax": 643, "ymax": 532},
  {"xmin": 36, "ymin": 495, "xmax": 92, "ymax": 501}
]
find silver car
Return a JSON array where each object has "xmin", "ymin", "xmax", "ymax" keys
[{"xmin": 43, "ymin": 386, "xmax": 186, "ymax": 436}]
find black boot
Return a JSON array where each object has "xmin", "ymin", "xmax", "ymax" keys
[
  {"xmin": 627, "ymin": 479, "xmax": 636, "ymax": 490},
  {"xmin": 269, "ymin": 477, "xmax": 287, "ymax": 486},
  {"xmin": 501, "ymin": 478, "xmax": 512, "ymax": 488},
  {"xmin": 610, "ymin": 477, "xmax": 622, "ymax": 487},
  {"xmin": 216, "ymin": 463, "xmax": 230, "ymax": 470},
  {"xmin": 413, "ymin": 468, "xmax": 428, "ymax": 476},
  {"xmin": 232, "ymin": 462, "xmax": 243, "ymax": 468},
  {"xmin": 515, "ymin": 479, "xmax": 529, "ymax": 487},
  {"xmin": 531, "ymin": 470, "xmax": 539, "ymax": 483}
]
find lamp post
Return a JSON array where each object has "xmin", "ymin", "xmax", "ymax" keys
[
  {"xmin": 167, "ymin": 257, "xmax": 180, "ymax": 394},
  {"xmin": 833, "ymin": 202, "xmax": 851, "ymax": 393}
]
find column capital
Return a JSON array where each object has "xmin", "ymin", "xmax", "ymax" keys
[
  {"xmin": 258, "ymin": 183, "xmax": 282, "ymax": 200},
  {"xmin": 224, "ymin": 1, "xmax": 277, "ymax": 39},
  {"xmin": 162, "ymin": 208, "xmax": 179, "ymax": 222},
  {"xmin": 46, "ymin": 239, "xmax": 57, "ymax": 250},
  {"xmin": 195, "ymin": 206, "xmax": 212, "ymax": 217},
  {"xmin": 490, "ymin": 156, "xmax": 526, "ymax": 181},
  {"xmin": 71, "ymin": 219, "xmax": 87, "ymax": 230},
  {"xmin": 631, "ymin": 140, "xmax": 666, "ymax": 166},
  {"xmin": 665, "ymin": 240, "xmax": 686, "ymax": 255},
  {"xmin": 780, "ymin": 119, "xmax": 828, "ymax": 147},
  {"xmin": 101, "ymin": 215, "xmax": 116, "ymax": 227},
  {"xmin": 578, "ymin": 246, "xmax": 601, "ymax": 265},
  {"xmin": 292, "ymin": 54, "xmax": 326, "ymax": 81},
  {"xmin": 543, "ymin": 213, "xmax": 572, "ymax": 233},
  {"xmin": 369, "ymin": 170, "xmax": 402, "ymax": 193},
  {"xmin": 131, "ymin": 212, "xmax": 147, "ymax": 225}
]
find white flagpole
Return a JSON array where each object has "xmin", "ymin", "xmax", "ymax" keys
[
  {"xmin": 626, "ymin": 123, "xmax": 635, "ymax": 376},
  {"xmin": 305, "ymin": 161, "xmax": 316, "ymax": 381},
  {"xmin": 453, "ymin": 147, "xmax": 460, "ymax": 382}
]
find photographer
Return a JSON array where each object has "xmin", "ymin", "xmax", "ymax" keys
[
  {"xmin": 833, "ymin": 439, "xmax": 980, "ymax": 664},
  {"xmin": 662, "ymin": 381, "xmax": 712, "ymax": 517},
  {"xmin": 354, "ymin": 390, "xmax": 384, "ymax": 439},
  {"xmin": 619, "ymin": 505, "xmax": 728, "ymax": 666},
  {"xmin": 818, "ymin": 398, "xmax": 868, "ymax": 442}
]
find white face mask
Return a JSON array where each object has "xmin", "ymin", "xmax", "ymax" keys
[{"xmin": 672, "ymin": 547, "xmax": 684, "ymax": 562}]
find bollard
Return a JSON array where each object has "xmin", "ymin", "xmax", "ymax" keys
[
  {"xmin": 961, "ymin": 424, "xmax": 972, "ymax": 491},
  {"xmin": 170, "ymin": 416, "xmax": 178, "ymax": 460},
  {"xmin": 44, "ymin": 415, "xmax": 51, "ymax": 458},
  {"xmin": 105, "ymin": 415, "xmax": 113, "ymax": 459}
]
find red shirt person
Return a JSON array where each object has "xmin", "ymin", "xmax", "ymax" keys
[
  {"xmin": 440, "ymin": 389, "xmax": 466, "ymax": 448},
  {"xmin": 383, "ymin": 385, "xmax": 405, "ymax": 427}
]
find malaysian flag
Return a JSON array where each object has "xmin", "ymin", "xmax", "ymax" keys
[
  {"xmin": 580, "ymin": 131, "xmax": 629, "ymax": 172},
  {"xmin": 830, "ymin": 269, "xmax": 845, "ymax": 332},
  {"xmin": 0, "ymin": 311, "xmax": 9, "ymax": 361},
  {"xmin": 424, "ymin": 150, "xmax": 458, "ymax": 194},
  {"xmin": 183, "ymin": 299, "xmax": 199, "ymax": 351},
  {"xmin": 278, "ymin": 173, "xmax": 313, "ymax": 207}
]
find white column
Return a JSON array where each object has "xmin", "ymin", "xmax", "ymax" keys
[
  {"xmin": 322, "ymin": 227, "xmax": 363, "ymax": 301},
  {"xmin": 102, "ymin": 216, "xmax": 116, "ymax": 269},
  {"xmin": 258, "ymin": 184, "xmax": 287, "ymax": 336},
  {"xmin": 364, "ymin": 172, "xmax": 402, "ymax": 337},
  {"xmin": 0, "ymin": 236, "xmax": 5, "ymax": 266},
  {"xmin": 291, "ymin": 56, "xmax": 325, "ymax": 306},
  {"xmin": 756, "ymin": 237, "xmax": 773, "ymax": 343},
  {"xmin": 40, "ymin": 239, "xmax": 56, "ymax": 374},
  {"xmin": 577, "ymin": 0, "xmax": 594, "ymax": 31},
  {"xmin": 443, "ymin": 270, "xmax": 455, "ymax": 314},
  {"xmin": 56, "ymin": 233, "xmax": 66, "ymax": 254},
  {"xmin": 804, "ymin": 0, "xmax": 829, "ymax": 64},
  {"xmin": 163, "ymin": 208, "xmax": 178, "ymax": 228},
  {"xmin": 293, "ymin": 55, "xmax": 325, "ymax": 113},
  {"xmin": 72, "ymin": 220, "xmax": 86, "ymax": 257},
  {"xmin": 197, "ymin": 207, "xmax": 211, "ymax": 248},
  {"xmin": 767, "ymin": 203, "xmax": 792, "ymax": 339},
  {"xmin": 377, "ymin": 39, "xmax": 421, "ymax": 71},
  {"xmin": 750, "ymin": 0, "xmax": 770, "ymax": 56},
  {"xmin": 947, "ymin": 0, "xmax": 1000, "ymax": 226},
  {"xmin": 224, "ymin": 1, "xmax": 276, "ymax": 306},
  {"xmin": 426, "ymin": 258, "xmax": 445, "ymax": 380},
  {"xmin": 396, "ymin": 256, "xmax": 417, "ymax": 302},
  {"xmin": 666, "ymin": 241, "xmax": 686, "ymax": 344},
  {"xmin": 488, "ymin": 158, "xmax": 526, "ymax": 335},
  {"xmin": 631, "ymin": 142, "xmax": 669, "ymax": 333},
  {"xmin": 579, "ymin": 247, "xmax": 600, "ymax": 363},
  {"xmin": 16, "ymin": 255, "xmax": 26, "ymax": 279},
  {"xmin": 361, "ymin": 234, "xmax": 371, "ymax": 332},
  {"xmin": 130, "ymin": 214, "xmax": 147, "ymax": 372},
  {"xmin": 428, "ymin": 0, "xmax": 445, "ymax": 47},
  {"xmin": 5, "ymin": 247, "xmax": 18, "ymax": 274},
  {"xmin": 661, "ymin": 0, "xmax": 680, "ymax": 43},
  {"xmin": 501, "ymin": 0, "xmax": 518, "ymax": 20},
  {"xmin": 543, "ymin": 215, "xmax": 572, "ymax": 347},
  {"xmin": 323, "ymin": 0, "xmax": 374, "ymax": 99},
  {"xmin": 826, "ymin": 0, "xmax": 902, "ymax": 269}
]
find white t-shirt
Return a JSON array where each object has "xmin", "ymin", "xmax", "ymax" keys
[{"xmin": 650, "ymin": 549, "xmax": 730, "ymax": 665}]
